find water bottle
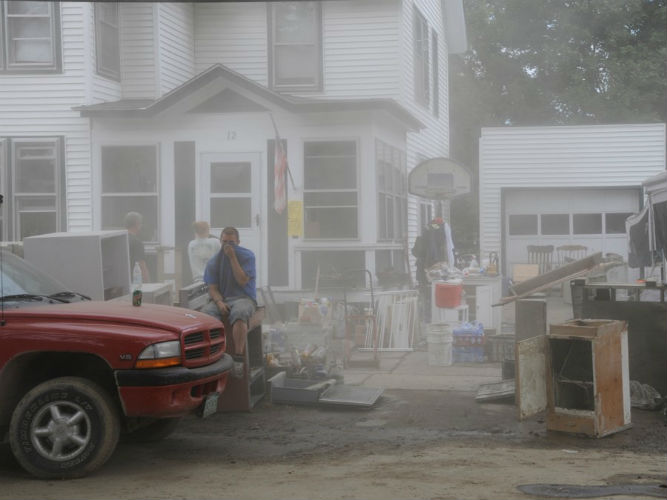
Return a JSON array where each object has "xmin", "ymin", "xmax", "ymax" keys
[{"xmin": 132, "ymin": 262, "xmax": 142, "ymax": 306}]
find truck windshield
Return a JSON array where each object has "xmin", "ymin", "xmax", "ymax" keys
[{"xmin": 0, "ymin": 250, "xmax": 80, "ymax": 300}]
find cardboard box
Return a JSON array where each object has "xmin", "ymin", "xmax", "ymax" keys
[{"xmin": 512, "ymin": 263, "xmax": 540, "ymax": 283}]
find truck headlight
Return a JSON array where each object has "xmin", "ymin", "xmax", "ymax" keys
[{"xmin": 135, "ymin": 341, "xmax": 181, "ymax": 368}]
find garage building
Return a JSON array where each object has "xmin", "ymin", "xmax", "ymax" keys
[{"xmin": 478, "ymin": 123, "xmax": 666, "ymax": 278}]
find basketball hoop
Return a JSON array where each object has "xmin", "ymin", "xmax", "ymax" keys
[{"xmin": 408, "ymin": 157, "xmax": 471, "ymax": 200}]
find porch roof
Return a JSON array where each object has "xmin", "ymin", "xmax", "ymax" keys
[{"xmin": 74, "ymin": 64, "xmax": 424, "ymax": 130}]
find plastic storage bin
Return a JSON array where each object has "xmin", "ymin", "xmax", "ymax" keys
[{"xmin": 435, "ymin": 282, "xmax": 463, "ymax": 308}]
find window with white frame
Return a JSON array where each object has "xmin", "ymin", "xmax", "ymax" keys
[
  {"xmin": 376, "ymin": 140, "xmax": 407, "ymax": 242},
  {"xmin": 269, "ymin": 1, "xmax": 322, "ymax": 91},
  {"xmin": 413, "ymin": 8, "xmax": 429, "ymax": 106},
  {"xmin": 431, "ymin": 29, "xmax": 439, "ymax": 117},
  {"xmin": 95, "ymin": 2, "xmax": 119, "ymax": 80},
  {"xmin": 303, "ymin": 141, "xmax": 357, "ymax": 239},
  {"xmin": 0, "ymin": 137, "xmax": 64, "ymax": 241},
  {"xmin": 101, "ymin": 145, "xmax": 159, "ymax": 243},
  {"xmin": 419, "ymin": 201, "xmax": 432, "ymax": 230},
  {"xmin": 0, "ymin": 1, "xmax": 61, "ymax": 72}
]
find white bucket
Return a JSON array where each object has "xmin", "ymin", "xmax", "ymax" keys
[{"xmin": 427, "ymin": 323, "xmax": 453, "ymax": 366}]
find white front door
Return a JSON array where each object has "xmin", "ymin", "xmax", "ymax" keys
[{"xmin": 200, "ymin": 152, "xmax": 262, "ymax": 285}]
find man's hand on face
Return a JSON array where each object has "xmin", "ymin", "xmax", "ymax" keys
[{"xmin": 222, "ymin": 242, "xmax": 236, "ymax": 257}]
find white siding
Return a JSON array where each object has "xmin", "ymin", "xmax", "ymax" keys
[
  {"xmin": 120, "ymin": 3, "xmax": 158, "ymax": 99},
  {"xmin": 479, "ymin": 123, "xmax": 667, "ymax": 259},
  {"xmin": 319, "ymin": 1, "xmax": 400, "ymax": 98},
  {"xmin": 87, "ymin": 3, "xmax": 122, "ymax": 103},
  {"xmin": 0, "ymin": 2, "xmax": 93, "ymax": 232},
  {"xmin": 399, "ymin": 0, "xmax": 450, "ymax": 267},
  {"xmin": 157, "ymin": 3, "xmax": 195, "ymax": 95},
  {"xmin": 194, "ymin": 2, "xmax": 268, "ymax": 85}
]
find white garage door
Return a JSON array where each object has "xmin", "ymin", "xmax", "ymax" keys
[{"xmin": 504, "ymin": 188, "xmax": 639, "ymax": 273}]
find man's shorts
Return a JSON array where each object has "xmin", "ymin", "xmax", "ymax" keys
[{"xmin": 202, "ymin": 296, "xmax": 256, "ymax": 326}]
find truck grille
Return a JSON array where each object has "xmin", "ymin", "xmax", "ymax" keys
[{"xmin": 182, "ymin": 328, "xmax": 225, "ymax": 367}]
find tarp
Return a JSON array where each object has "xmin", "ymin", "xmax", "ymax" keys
[
  {"xmin": 626, "ymin": 204, "xmax": 652, "ymax": 268},
  {"xmin": 627, "ymin": 171, "xmax": 667, "ymax": 269}
]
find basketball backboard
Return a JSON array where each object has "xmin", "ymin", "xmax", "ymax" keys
[{"xmin": 408, "ymin": 157, "xmax": 471, "ymax": 200}]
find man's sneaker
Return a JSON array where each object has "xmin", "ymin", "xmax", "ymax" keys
[{"xmin": 232, "ymin": 361, "xmax": 244, "ymax": 379}]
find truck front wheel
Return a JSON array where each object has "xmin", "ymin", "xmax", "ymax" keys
[{"xmin": 9, "ymin": 377, "xmax": 120, "ymax": 479}]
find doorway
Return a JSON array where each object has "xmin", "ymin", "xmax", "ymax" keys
[{"xmin": 200, "ymin": 152, "xmax": 262, "ymax": 285}]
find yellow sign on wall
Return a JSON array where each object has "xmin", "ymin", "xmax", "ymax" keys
[{"xmin": 288, "ymin": 200, "xmax": 303, "ymax": 238}]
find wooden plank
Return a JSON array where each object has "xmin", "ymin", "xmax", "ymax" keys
[
  {"xmin": 593, "ymin": 327, "xmax": 630, "ymax": 435},
  {"xmin": 497, "ymin": 253, "xmax": 602, "ymax": 306},
  {"xmin": 547, "ymin": 410, "xmax": 596, "ymax": 436}
]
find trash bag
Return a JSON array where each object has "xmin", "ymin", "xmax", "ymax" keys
[{"xmin": 629, "ymin": 380, "xmax": 664, "ymax": 410}]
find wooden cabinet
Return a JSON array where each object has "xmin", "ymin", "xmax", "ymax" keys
[
  {"xmin": 23, "ymin": 231, "xmax": 130, "ymax": 301},
  {"xmin": 517, "ymin": 319, "xmax": 631, "ymax": 438},
  {"xmin": 546, "ymin": 320, "xmax": 631, "ymax": 437}
]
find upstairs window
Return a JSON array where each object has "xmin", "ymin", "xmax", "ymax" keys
[
  {"xmin": 303, "ymin": 141, "xmax": 358, "ymax": 239},
  {"xmin": 269, "ymin": 1, "xmax": 322, "ymax": 91},
  {"xmin": 95, "ymin": 2, "xmax": 120, "ymax": 81},
  {"xmin": 0, "ymin": 1, "xmax": 61, "ymax": 73},
  {"xmin": 431, "ymin": 29, "xmax": 439, "ymax": 117},
  {"xmin": 413, "ymin": 8, "xmax": 429, "ymax": 106}
]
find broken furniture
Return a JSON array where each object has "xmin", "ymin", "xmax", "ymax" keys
[
  {"xmin": 570, "ymin": 279, "xmax": 666, "ymax": 395},
  {"xmin": 268, "ymin": 371, "xmax": 383, "ymax": 408},
  {"xmin": 547, "ymin": 319, "xmax": 631, "ymax": 437},
  {"xmin": 516, "ymin": 312, "xmax": 631, "ymax": 437}
]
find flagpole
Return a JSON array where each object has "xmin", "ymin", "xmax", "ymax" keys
[{"xmin": 270, "ymin": 113, "xmax": 296, "ymax": 190}]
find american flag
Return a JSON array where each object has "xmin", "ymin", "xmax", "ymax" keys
[{"xmin": 272, "ymin": 116, "xmax": 288, "ymax": 214}]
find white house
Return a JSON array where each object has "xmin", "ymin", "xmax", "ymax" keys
[
  {"xmin": 478, "ymin": 123, "xmax": 667, "ymax": 277},
  {"xmin": 0, "ymin": 1, "xmax": 466, "ymax": 291}
]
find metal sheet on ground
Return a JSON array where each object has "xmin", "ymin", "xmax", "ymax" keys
[
  {"xmin": 475, "ymin": 379, "xmax": 515, "ymax": 402},
  {"xmin": 318, "ymin": 385, "xmax": 384, "ymax": 407}
]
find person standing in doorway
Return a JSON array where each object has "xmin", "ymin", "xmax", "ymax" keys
[
  {"xmin": 187, "ymin": 221, "xmax": 220, "ymax": 283},
  {"xmin": 124, "ymin": 211, "xmax": 150, "ymax": 282},
  {"xmin": 202, "ymin": 227, "xmax": 256, "ymax": 375}
]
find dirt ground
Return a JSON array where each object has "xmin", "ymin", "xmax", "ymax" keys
[{"xmin": 1, "ymin": 388, "xmax": 665, "ymax": 500}]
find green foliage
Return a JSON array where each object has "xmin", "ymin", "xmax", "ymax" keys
[{"xmin": 449, "ymin": 0, "xmax": 667, "ymax": 251}]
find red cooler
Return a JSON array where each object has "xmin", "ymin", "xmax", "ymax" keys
[{"xmin": 435, "ymin": 282, "xmax": 462, "ymax": 308}]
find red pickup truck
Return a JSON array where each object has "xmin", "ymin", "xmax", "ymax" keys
[{"xmin": 0, "ymin": 250, "xmax": 231, "ymax": 478}]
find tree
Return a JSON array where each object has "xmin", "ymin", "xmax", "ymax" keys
[{"xmin": 449, "ymin": 0, "xmax": 667, "ymax": 252}]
